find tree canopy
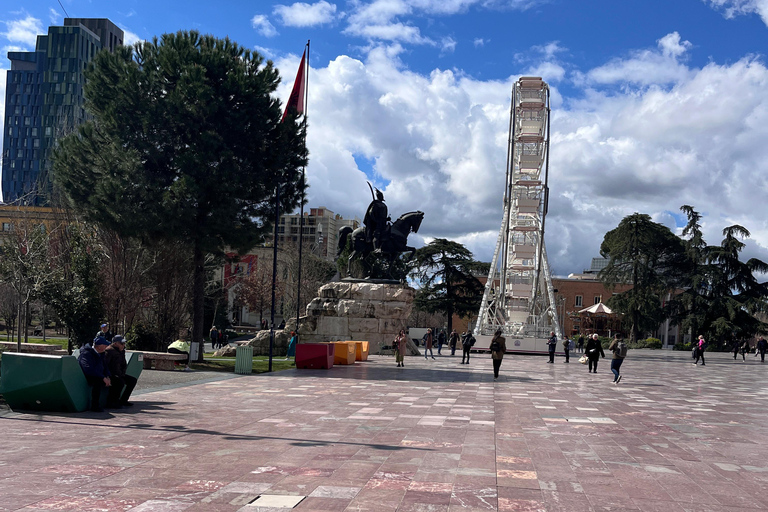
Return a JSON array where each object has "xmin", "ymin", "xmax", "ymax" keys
[
  {"xmin": 409, "ymin": 239, "xmax": 488, "ymax": 333},
  {"xmin": 599, "ymin": 213, "xmax": 687, "ymax": 342},
  {"xmin": 53, "ymin": 32, "xmax": 307, "ymax": 355}
]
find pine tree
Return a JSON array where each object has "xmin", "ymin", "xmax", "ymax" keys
[
  {"xmin": 599, "ymin": 213, "xmax": 686, "ymax": 342},
  {"xmin": 409, "ymin": 239, "xmax": 488, "ymax": 333},
  {"xmin": 53, "ymin": 32, "xmax": 307, "ymax": 358}
]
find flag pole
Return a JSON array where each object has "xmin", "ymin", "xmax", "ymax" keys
[{"xmin": 295, "ymin": 40, "xmax": 309, "ymax": 341}]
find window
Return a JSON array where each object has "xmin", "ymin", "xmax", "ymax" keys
[
  {"xmin": 575, "ymin": 295, "xmax": 583, "ymax": 307},
  {"xmin": 2, "ymin": 223, "xmax": 12, "ymax": 232},
  {"xmin": 594, "ymin": 296, "xmax": 602, "ymax": 305}
]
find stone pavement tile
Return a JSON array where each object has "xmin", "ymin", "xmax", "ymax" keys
[
  {"xmin": 539, "ymin": 490, "xmax": 592, "ymax": 512},
  {"xmin": 121, "ymin": 500, "xmax": 195, "ymax": 511},
  {"xmin": 449, "ymin": 485, "xmax": 496, "ymax": 510},
  {"xmin": 293, "ymin": 497, "xmax": 351, "ymax": 510},
  {"xmin": 16, "ymin": 495, "xmax": 142, "ymax": 511},
  {"xmin": 586, "ymin": 493, "xmax": 641, "ymax": 511},
  {"xmin": 345, "ymin": 487, "xmax": 406, "ymax": 510}
]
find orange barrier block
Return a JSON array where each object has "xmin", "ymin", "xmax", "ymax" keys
[
  {"xmin": 348, "ymin": 341, "xmax": 369, "ymax": 361},
  {"xmin": 330, "ymin": 341, "xmax": 356, "ymax": 365},
  {"xmin": 296, "ymin": 343, "xmax": 334, "ymax": 369}
]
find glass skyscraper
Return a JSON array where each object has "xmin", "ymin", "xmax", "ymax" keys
[{"xmin": 1, "ymin": 18, "xmax": 124, "ymax": 205}]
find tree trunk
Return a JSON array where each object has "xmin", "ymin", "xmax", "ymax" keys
[{"xmin": 191, "ymin": 242, "xmax": 206, "ymax": 363}]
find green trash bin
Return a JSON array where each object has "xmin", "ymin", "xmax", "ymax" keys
[{"xmin": 235, "ymin": 345, "xmax": 253, "ymax": 374}]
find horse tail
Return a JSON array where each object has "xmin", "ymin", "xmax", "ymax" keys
[{"xmin": 338, "ymin": 226, "xmax": 353, "ymax": 258}]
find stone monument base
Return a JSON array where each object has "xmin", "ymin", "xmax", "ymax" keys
[{"xmin": 297, "ymin": 281, "xmax": 416, "ymax": 354}]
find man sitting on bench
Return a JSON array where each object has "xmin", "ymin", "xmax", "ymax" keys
[
  {"xmin": 104, "ymin": 335, "xmax": 137, "ymax": 408},
  {"xmin": 78, "ymin": 337, "xmax": 112, "ymax": 412}
]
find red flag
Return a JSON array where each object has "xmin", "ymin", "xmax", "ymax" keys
[{"xmin": 281, "ymin": 50, "xmax": 306, "ymax": 123}]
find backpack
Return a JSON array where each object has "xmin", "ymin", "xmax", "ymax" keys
[
  {"xmin": 490, "ymin": 339, "xmax": 500, "ymax": 352},
  {"xmin": 469, "ymin": 335, "xmax": 476, "ymax": 347},
  {"xmin": 617, "ymin": 341, "xmax": 628, "ymax": 358}
]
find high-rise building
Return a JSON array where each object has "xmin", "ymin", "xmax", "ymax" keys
[
  {"xmin": 278, "ymin": 207, "xmax": 360, "ymax": 261},
  {"xmin": 1, "ymin": 18, "xmax": 123, "ymax": 205}
]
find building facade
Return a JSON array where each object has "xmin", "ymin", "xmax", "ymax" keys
[
  {"xmin": 2, "ymin": 18, "xmax": 123, "ymax": 204},
  {"xmin": 278, "ymin": 207, "xmax": 360, "ymax": 262}
]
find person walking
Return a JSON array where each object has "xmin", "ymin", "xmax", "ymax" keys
[
  {"xmin": 394, "ymin": 329, "xmax": 408, "ymax": 367},
  {"xmin": 424, "ymin": 328, "xmax": 435, "ymax": 360},
  {"xmin": 757, "ymin": 337, "xmax": 767, "ymax": 363},
  {"xmin": 437, "ymin": 329, "xmax": 446, "ymax": 355},
  {"xmin": 585, "ymin": 334, "xmax": 605, "ymax": 373},
  {"xmin": 490, "ymin": 329, "xmax": 507, "ymax": 379},
  {"xmin": 693, "ymin": 334, "xmax": 706, "ymax": 366},
  {"xmin": 209, "ymin": 326, "xmax": 219, "ymax": 350},
  {"xmin": 732, "ymin": 339, "xmax": 740, "ymax": 360},
  {"xmin": 562, "ymin": 336, "xmax": 571, "ymax": 363},
  {"xmin": 449, "ymin": 329, "xmax": 459, "ymax": 356},
  {"xmin": 739, "ymin": 339, "xmax": 750, "ymax": 362},
  {"xmin": 547, "ymin": 331, "xmax": 557, "ymax": 363},
  {"xmin": 577, "ymin": 335, "xmax": 584, "ymax": 353},
  {"xmin": 461, "ymin": 331, "xmax": 473, "ymax": 364},
  {"xmin": 608, "ymin": 335, "xmax": 626, "ymax": 384}
]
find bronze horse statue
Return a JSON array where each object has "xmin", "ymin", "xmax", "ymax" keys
[{"xmin": 338, "ymin": 211, "xmax": 424, "ymax": 278}]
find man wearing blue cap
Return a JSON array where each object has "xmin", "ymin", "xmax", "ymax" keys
[{"xmin": 78, "ymin": 336, "xmax": 112, "ymax": 412}]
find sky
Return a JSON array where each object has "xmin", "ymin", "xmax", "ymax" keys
[{"xmin": 3, "ymin": 0, "xmax": 768, "ymax": 277}]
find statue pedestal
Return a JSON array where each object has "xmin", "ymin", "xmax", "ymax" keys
[{"xmin": 298, "ymin": 281, "xmax": 416, "ymax": 354}]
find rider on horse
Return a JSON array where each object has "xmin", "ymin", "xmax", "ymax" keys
[{"xmin": 364, "ymin": 188, "xmax": 391, "ymax": 251}]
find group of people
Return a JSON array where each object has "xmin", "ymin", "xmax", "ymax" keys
[
  {"xmin": 395, "ymin": 327, "xmax": 629, "ymax": 384},
  {"xmin": 77, "ymin": 323, "xmax": 138, "ymax": 412},
  {"xmin": 208, "ymin": 326, "xmax": 229, "ymax": 349},
  {"xmin": 416, "ymin": 328, "xmax": 476, "ymax": 363},
  {"xmin": 391, "ymin": 326, "xmax": 483, "ymax": 369}
]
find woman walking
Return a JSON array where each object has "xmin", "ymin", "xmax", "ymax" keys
[
  {"xmin": 286, "ymin": 331, "xmax": 298, "ymax": 359},
  {"xmin": 608, "ymin": 335, "xmax": 625, "ymax": 383},
  {"xmin": 490, "ymin": 329, "xmax": 507, "ymax": 379},
  {"xmin": 394, "ymin": 329, "xmax": 408, "ymax": 367},
  {"xmin": 693, "ymin": 334, "xmax": 706, "ymax": 366},
  {"xmin": 424, "ymin": 328, "xmax": 435, "ymax": 360},
  {"xmin": 585, "ymin": 334, "xmax": 604, "ymax": 373}
]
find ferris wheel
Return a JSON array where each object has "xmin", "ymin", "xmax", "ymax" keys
[{"xmin": 474, "ymin": 77, "xmax": 560, "ymax": 343}]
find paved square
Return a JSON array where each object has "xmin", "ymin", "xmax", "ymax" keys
[{"xmin": 2, "ymin": 349, "xmax": 768, "ymax": 511}]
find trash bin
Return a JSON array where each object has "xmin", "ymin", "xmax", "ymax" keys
[{"xmin": 235, "ymin": 345, "xmax": 253, "ymax": 374}]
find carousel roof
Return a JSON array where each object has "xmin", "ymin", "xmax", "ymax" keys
[{"xmin": 578, "ymin": 302, "xmax": 614, "ymax": 314}]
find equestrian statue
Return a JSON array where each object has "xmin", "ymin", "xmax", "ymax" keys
[{"xmin": 337, "ymin": 184, "xmax": 424, "ymax": 280}]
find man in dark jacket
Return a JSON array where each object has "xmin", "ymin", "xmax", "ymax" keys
[
  {"xmin": 547, "ymin": 332, "xmax": 557, "ymax": 363},
  {"xmin": 585, "ymin": 334, "xmax": 605, "ymax": 373},
  {"xmin": 104, "ymin": 335, "xmax": 137, "ymax": 408},
  {"xmin": 78, "ymin": 337, "xmax": 112, "ymax": 412},
  {"xmin": 757, "ymin": 337, "xmax": 767, "ymax": 363}
]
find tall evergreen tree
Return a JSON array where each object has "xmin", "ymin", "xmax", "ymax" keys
[
  {"xmin": 53, "ymin": 32, "xmax": 307, "ymax": 358},
  {"xmin": 704, "ymin": 225, "xmax": 768, "ymax": 347},
  {"xmin": 409, "ymin": 239, "xmax": 488, "ymax": 333},
  {"xmin": 599, "ymin": 213, "xmax": 686, "ymax": 342},
  {"xmin": 669, "ymin": 205, "xmax": 710, "ymax": 341}
]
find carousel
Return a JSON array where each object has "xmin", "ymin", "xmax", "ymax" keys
[{"xmin": 576, "ymin": 302, "xmax": 622, "ymax": 337}]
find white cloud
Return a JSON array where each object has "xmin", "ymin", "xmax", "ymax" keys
[
  {"xmin": 344, "ymin": 0, "xmax": 541, "ymax": 46},
  {"xmin": 1, "ymin": 15, "xmax": 43, "ymax": 48},
  {"xmin": 706, "ymin": 0, "xmax": 768, "ymax": 25},
  {"xmin": 274, "ymin": 1, "xmax": 337, "ymax": 27},
  {"xmin": 254, "ymin": 45, "xmax": 277, "ymax": 59},
  {"xmin": 273, "ymin": 32, "xmax": 768, "ymax": 276},
  {"xmin": 473, "ymin": 37, "xmax": 486, "ymax": 47},
  {"xmin": 586, "ymin": 32, "xmax": 693, "ymax": 86},
  {"xmin": 251, "ymin": 14, "xmax": 279, "ymax": 37},
  {"xmin": 121, "ymin": 27, "xmax": 141, "ymax": 46},
  {"xmin": 48, "ymin": 8, "xmax": 61, "ymax": 25},
  {"xmin": 440, "ymin": 36, "xmax": 456, "ymax": 53}
]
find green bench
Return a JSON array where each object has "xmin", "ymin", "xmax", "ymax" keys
[{"xmin": 0, "ymin": 351, "xmax": 143, "ymax": 413}]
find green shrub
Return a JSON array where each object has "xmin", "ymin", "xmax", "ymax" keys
[
  {"xmin": 674, "ymin": 342, "xmax": 693, "ymax": 351},
  {"xmin": 644, "ymin": 337, "xmax": 662, "ymax": 349},
  {"xmin": 125, "ymin": 321, "xmax": 161, "ymax": 352}
]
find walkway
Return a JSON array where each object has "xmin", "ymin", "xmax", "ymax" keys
[{"xmin": 1, "ymin": 350, "xmax": 768, "ymax": 511}]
